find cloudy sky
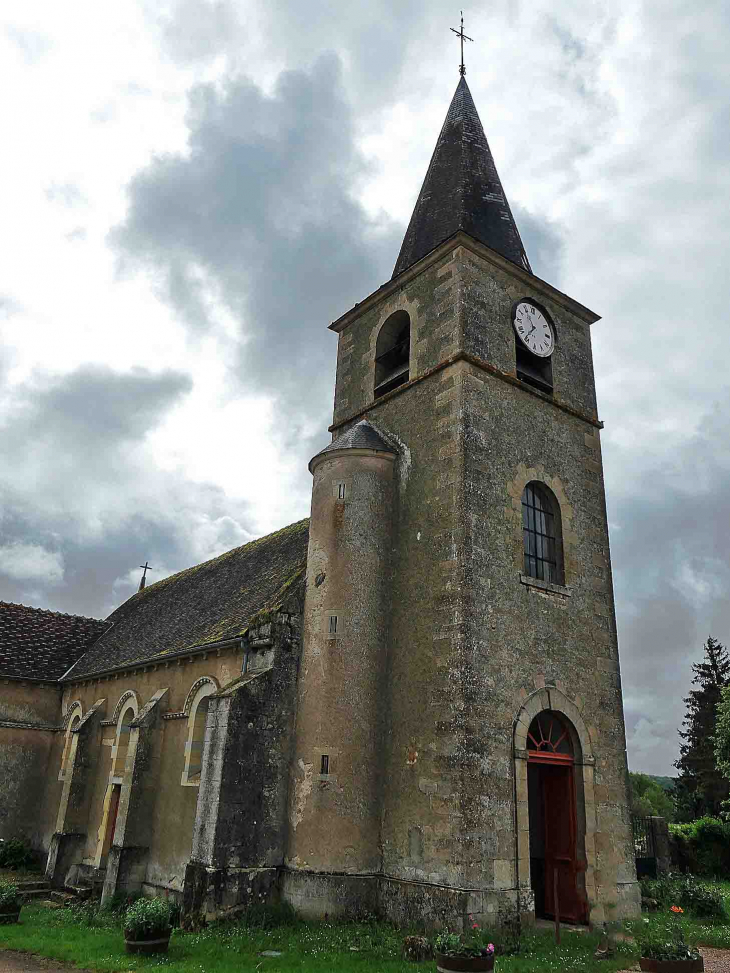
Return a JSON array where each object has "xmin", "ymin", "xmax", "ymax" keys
[{"xmin": 2, "ymin": 0, "xmax": 729, "ymax": 775}]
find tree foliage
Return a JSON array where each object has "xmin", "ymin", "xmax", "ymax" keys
[
  {"xmin": 629, "ymin": 772, "xmax": 675, "ymax": 820},
  {"xmin": 713, "ymin": 685, "xmax": 730, "ymax": 788},
  {"xmin": 675, "ymin": 636, "xmax": 730, "ymax": 821}
]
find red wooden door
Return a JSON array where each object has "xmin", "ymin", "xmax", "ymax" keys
[{"xmin": 542, "ymin": 765, "xmax": 582, "ymax": 922}]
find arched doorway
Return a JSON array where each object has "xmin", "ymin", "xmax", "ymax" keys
[{"xmin": 527, "ymin": 711, "xmax": 586, "ymax": 923}]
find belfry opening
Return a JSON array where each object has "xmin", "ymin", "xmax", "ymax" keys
[{"xmin": 527, "ymin": 711, "xmax": 587, "ymax": 924}]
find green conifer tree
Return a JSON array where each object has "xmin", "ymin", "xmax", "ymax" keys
[{"xmin": 674, "ymin": 636, "xmax": 730, "ymax": 821}]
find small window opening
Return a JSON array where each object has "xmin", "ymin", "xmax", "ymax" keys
[
  {"xmin": 328, "ymin": 614, "xmax": 338, "ymax": 635},
  {"xmin": 337, "ymin": 482, "xmax": 346, "ymax": 500},
  {"xmin": 516, "ymin": 342, "xmax": 553, "ymax": 393},
  {"xmin": 320, "ymin": 754, "xmax": 330, "ymax": 775},
  {"xmin": 515, "ymin": 305, "xmax": 553, "ymax": 393},
  {"xmin": 375, "ymin": 310, "xmax": 410, "ymax": 398}
]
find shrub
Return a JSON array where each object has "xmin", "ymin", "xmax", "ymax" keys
[
  {"xmin": 669, "ymin": 817, "xmax": 730, "ymax": 876},
  {"xmin": 433, "ymin": 921, "xmax": 495, "ymax": 959},
  {"xmin": 403, "ymin": 935, "xmax": 432, "ymax": 961},
  {"xmin": 636, "ymin": 912, "xmax": 701, "ymax": 962},
  {"xmin": 640, "ymin": 874, "xmax": 726, "ymax": 920},
  {"xmin": 0, "ymin": 881, "xmax": 20, "ymax": 910},
  {"xmin": 0, "ymin": 838, "xmax": 36, "ymax": 871},
  {"xmin": 123, "ymin": 897, "xmax": 173, "ymax": 939}
]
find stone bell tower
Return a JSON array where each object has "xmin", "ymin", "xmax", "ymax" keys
[{"xmin": 283, "ymin": 76, "xmax": 639, "ymax": 928}]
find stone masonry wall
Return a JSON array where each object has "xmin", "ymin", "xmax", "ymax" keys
[
  {"xmin": 0, "ymin": 680, "xmax": 63, "ymax": 851},
  {"xmin": 324, "ymin": 234, "xmax": 638, "ymax": 924}
]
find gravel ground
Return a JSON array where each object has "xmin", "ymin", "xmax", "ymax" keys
[
  {"xmin": 0, "ymin": 952, "xmax": 92, "ymax": 973},
  {"xmin": 696, "ymin": 949, "xmax": 730, "ymax": 972}
]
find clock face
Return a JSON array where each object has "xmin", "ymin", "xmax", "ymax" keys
[{"xmin": 513, "ymin": 302, "xmax": 554, "ymax": 358}]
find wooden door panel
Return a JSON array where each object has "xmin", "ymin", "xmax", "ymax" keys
[{"xmin": 542, "ymin": 765, "xmax": 582, "ymax": 922}]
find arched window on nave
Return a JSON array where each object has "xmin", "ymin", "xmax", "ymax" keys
[
  {"xmin": 181, "ymin": 679, "xmax": 219, "ymax": 786},
  {"xmin": 59, "ymin": 703, "xmax": 83, "ymax": 780}
]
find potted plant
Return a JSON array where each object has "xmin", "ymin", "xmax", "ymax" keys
[
  {"xmin": 637, "ymin": 907, "xmax": 703, "ymax": 973},
  {"xmin": 123, "ymin": 897, "xmax": 173, "ymax": 955},
  {"xmin": 433, "ymin": 916, "xmax": 496, "ymax": 972},
  {"xmin": 0, "ymin": 881, "xmax": 21, "ymax": 924}
]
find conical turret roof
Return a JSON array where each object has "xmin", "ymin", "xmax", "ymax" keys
[
  {"xmin": 393, "ymin": 77, "xmax": 530, "ymax": 278},
  {"xmin": 309, "ymin": 420, "xmax": 395, "ymax": 472}
]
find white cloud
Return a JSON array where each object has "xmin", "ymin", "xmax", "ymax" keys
[{"xmin": 0, "ymin": 543, "xmax": 64, "ymax": 584}]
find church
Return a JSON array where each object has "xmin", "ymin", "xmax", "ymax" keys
[{"xmin": 0, "ymin": 74, "xmax": 639, "ymax": 929}]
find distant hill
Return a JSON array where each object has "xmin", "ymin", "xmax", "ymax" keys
[{"xmin": 635, "ymin": 774, "xmax": 676, "ymax": 792}]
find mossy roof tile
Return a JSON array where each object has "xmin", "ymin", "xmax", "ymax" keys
[{"xmin": 64, "ymin": 518, "xmax": 309, "ymax": 681}]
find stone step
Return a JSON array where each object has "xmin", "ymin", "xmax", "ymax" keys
[
  {"xmin": 20, "ymin": 887, "xmax": 52, "ymax": 899},
  {"xmin": 65, "ymin": 885, "xmax": 93, "ymax": 900},
  {"xmin": 50, "ymin": 891, "xmax": 77, "ymax": 905},
  {"xmin": 17, "ymin": 880, "xmax": 50, "ymax": 891}
]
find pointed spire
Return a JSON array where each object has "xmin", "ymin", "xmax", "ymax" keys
[{"xmin": 393, "ymin": 77, "xmax": 531, "ymax": 278}]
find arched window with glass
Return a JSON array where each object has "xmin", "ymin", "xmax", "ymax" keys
[{"xmin": 521, "ymin": 481, "xmax": 564, "ymax": 585}]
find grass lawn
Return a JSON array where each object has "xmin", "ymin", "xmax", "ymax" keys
[
  {"xmin": 0, "ymin": 903, "xmax": 640, "ymax": 973},
  {"xmin": 626, "ymin": 911, "xmax": 730, "ymax": 951}
]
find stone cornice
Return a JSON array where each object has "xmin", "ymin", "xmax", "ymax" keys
[
  {"xmin": 0, "ymin": 718, "xmax": 60, "ymax": 732},
  {"xmin": 329, "ymin": 231, "xmax": 600, "ymax": 334},
  {"xmin": 61, "ymin": 636, "xmax": 245, "ymax": 687},
  {"xmin": 330, "ymin": 350, "xmax": 603, "ymax": 434}
]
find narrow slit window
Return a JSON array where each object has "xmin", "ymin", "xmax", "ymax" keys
[
  {"xmin": 320, "ymin": 754, "xmax": 330, "ymax": 775},
  {"xmin": 329, "ymin": 614, "xmax": 338, "ymax": 635},
  {"xmin": 338, "ymin": 482, "xmax": 346, "ymax": 500}
]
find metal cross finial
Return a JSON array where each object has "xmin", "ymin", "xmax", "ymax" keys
[
  {"xmin": 450, "ymin": 11, "xmax": 473, "ymax": 76},
  {"xmin": 139, "ymin": 561, "xmax": 153, "ymax": 591}
]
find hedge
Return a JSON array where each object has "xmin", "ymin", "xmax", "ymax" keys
[{"xmin": 669, "ymin": 817, "xmax": 730, "ymax": 876}]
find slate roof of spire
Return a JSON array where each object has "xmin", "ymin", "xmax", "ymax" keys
[
  {"xmin": 392, "ymin": 77, "xmax": 531, "ymax": 278},
  {"xmin": 0, "ymin": 602, "xmax": 107, "ymax": 681},
  {"xmin": 315, "ymin": 420, "xmax": 395, "ymax": 462}
]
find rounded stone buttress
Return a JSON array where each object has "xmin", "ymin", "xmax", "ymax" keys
[{"xmin": 286, "ymin": 420, "xmax": 396, "ymax": 902}]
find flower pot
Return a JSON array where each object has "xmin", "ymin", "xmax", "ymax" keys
[
  {"xmin": 639, "ymin": 958, "xmax": 704, "ymax": 973},
  {"xmin": 124, "ymin": 927, "xmax": 171, "ymax": 955},
  {"xmin": 435, "ymin": 953, "xmax": 495, "ymax": 973},
  {"xmin": 0, "ymin": 905, "xmax": 21, "ymax": 925}
]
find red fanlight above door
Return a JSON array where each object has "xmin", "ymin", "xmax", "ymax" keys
[{"xmin": 527, "ymin": 713, "xmax": 574, "ymax": 764}]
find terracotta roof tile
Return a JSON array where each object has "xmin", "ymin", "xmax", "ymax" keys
[{"xmin": 0, "ymin": 602, "xmax": 107, "ymax": 681}]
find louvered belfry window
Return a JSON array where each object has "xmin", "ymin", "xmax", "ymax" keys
[{"xmin": 522, "ymin": 482, "xmax": 559, "ymax": 583}]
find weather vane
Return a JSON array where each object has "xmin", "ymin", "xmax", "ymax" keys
[
  {"xmin": 139, "ymin": 561, "xmax": 153, "ymax": 591},
  {"xmin": 450, "ymin": 11, "xmax": 473, "ymax": 76}
]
